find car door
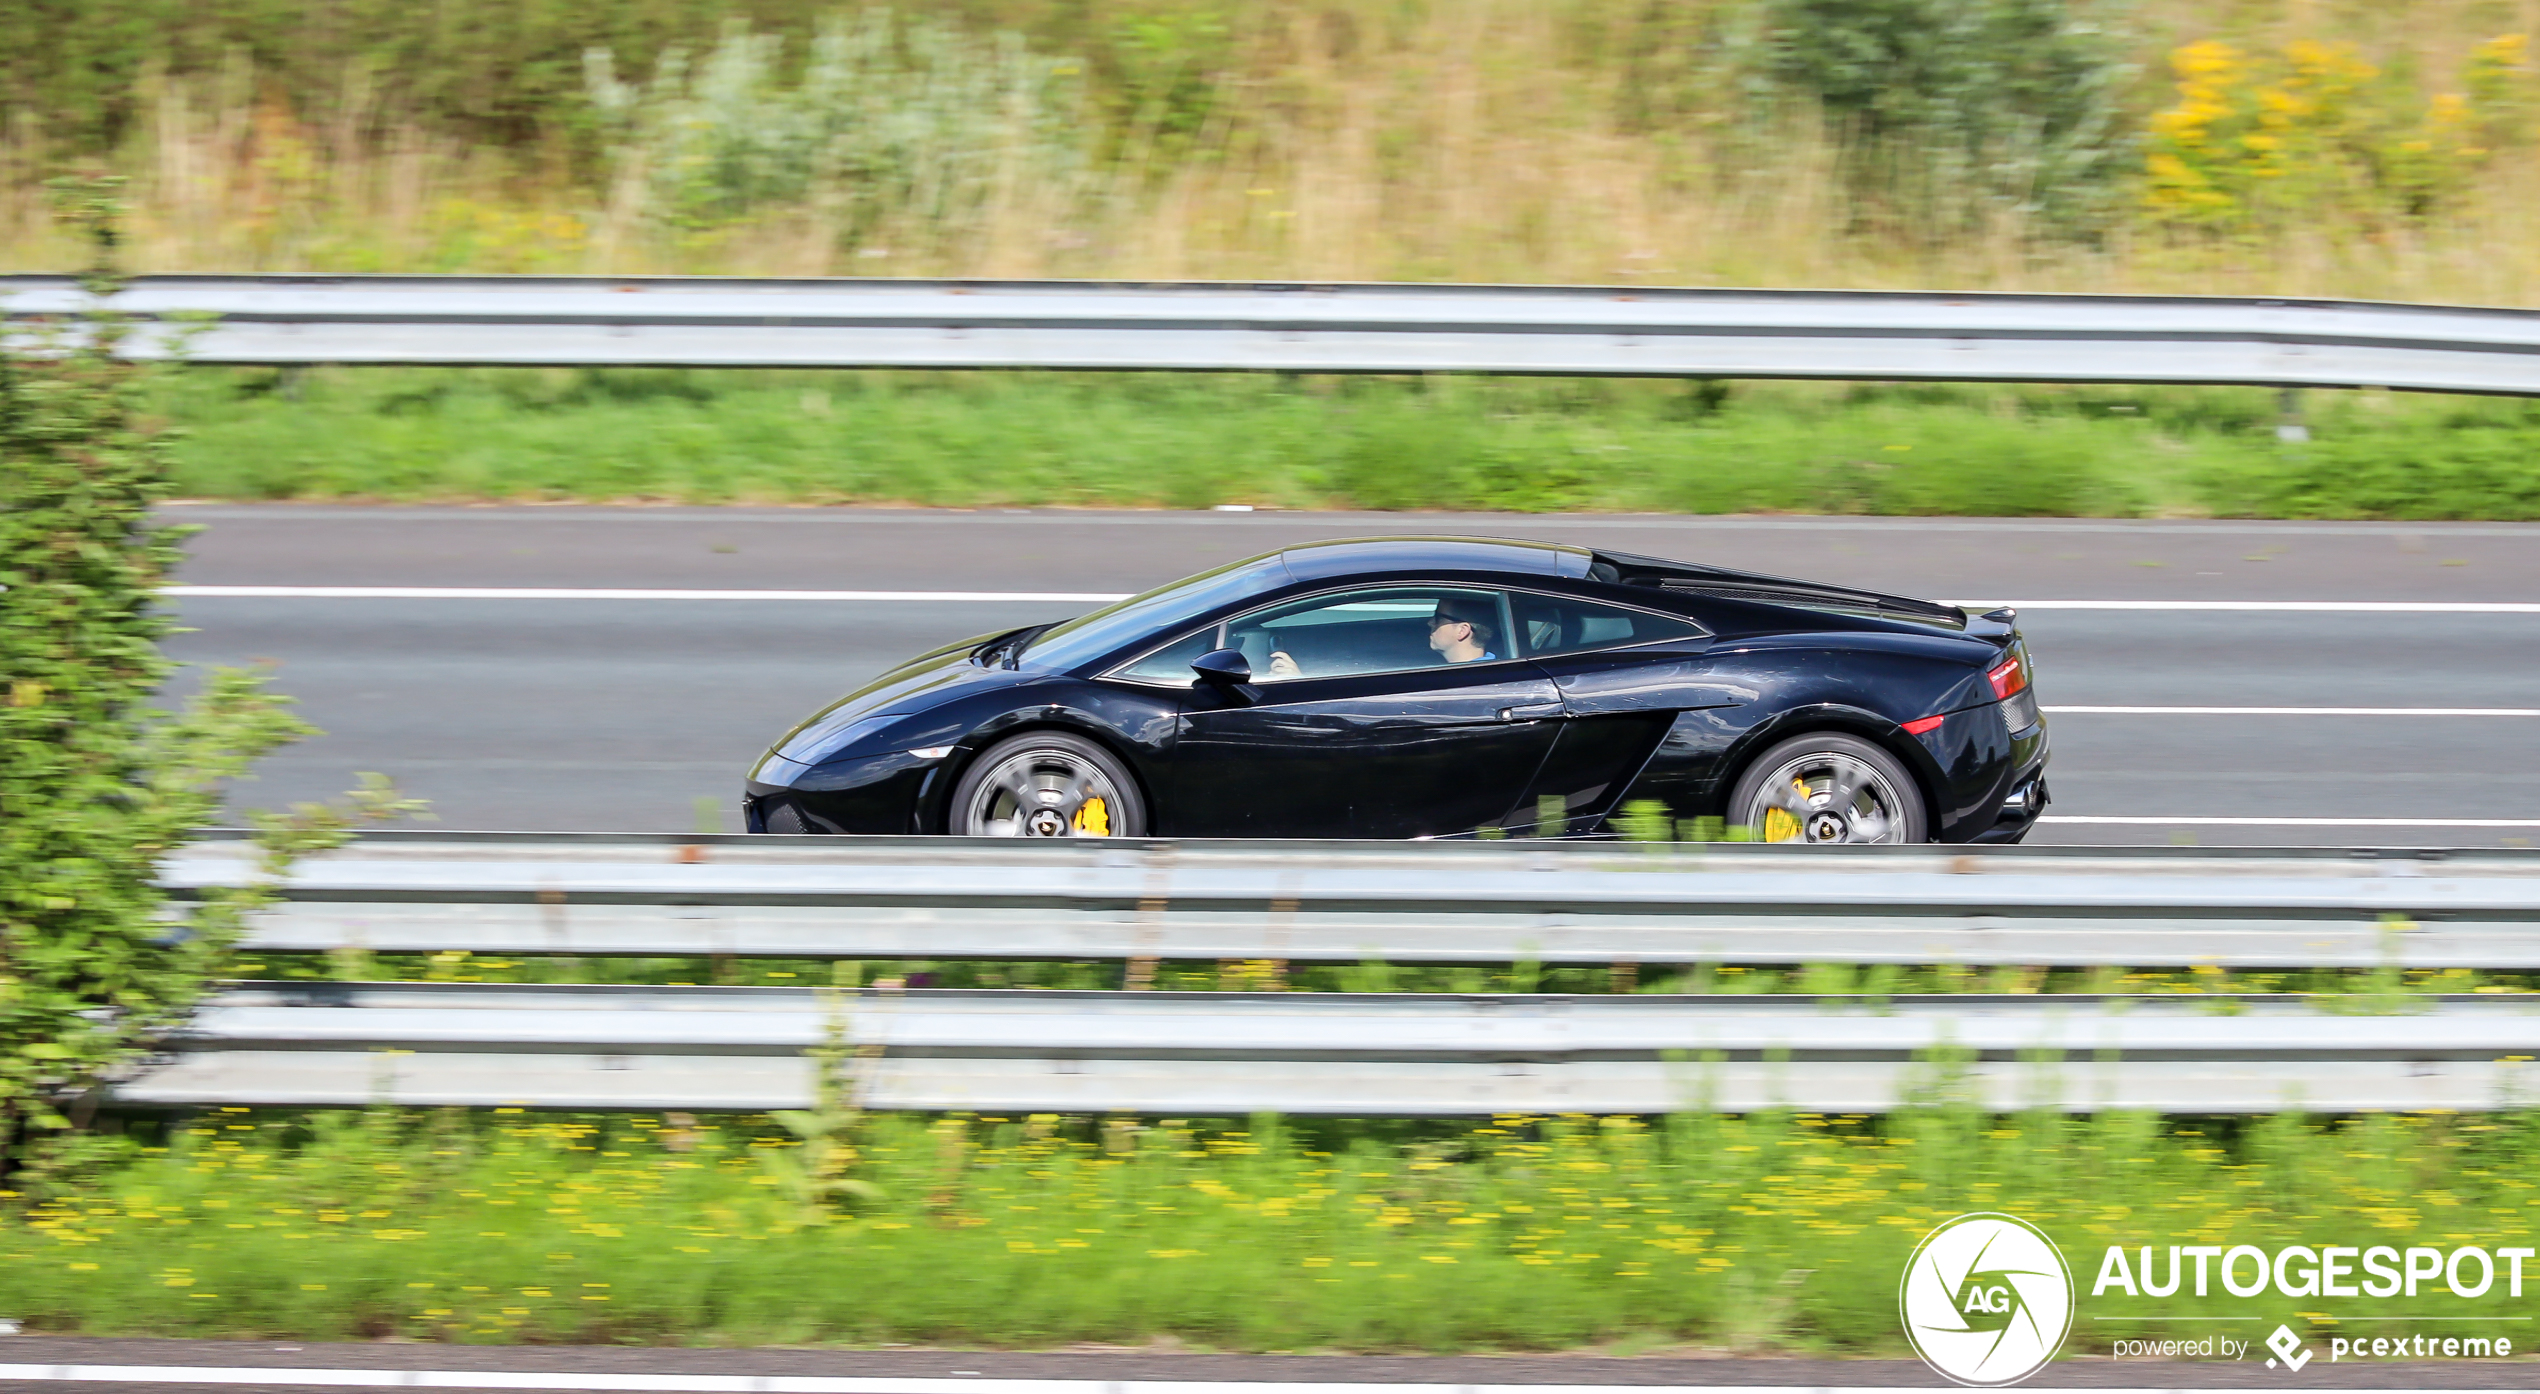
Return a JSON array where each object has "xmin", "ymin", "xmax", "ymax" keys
[
  {"xmin": 1167, "ymin": 586, "xmax": 1566, "ymax": 838},
  {"xmin": 1504, "ymin": 591, "xmax": 1725, "ymax": 829}
]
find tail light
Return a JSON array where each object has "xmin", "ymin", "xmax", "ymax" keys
[{"xmin": 1986, "ymin": 649, "xmax": 2031, "ymax": 702}]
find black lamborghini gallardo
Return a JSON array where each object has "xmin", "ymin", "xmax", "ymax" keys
[{"xmin": 746, "ymin": 536, "xmax": 2048, "ymax": 843}]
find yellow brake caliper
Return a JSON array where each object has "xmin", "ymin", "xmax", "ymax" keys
[
  {"xmin": 1761, "ymin": 778, "xmax": 1808, "ymax": 842},
  {"xmin": 1072, "ymin": 796, "xmax": 1112, "ymax": 836}
]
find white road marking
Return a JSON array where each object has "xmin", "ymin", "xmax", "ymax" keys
[
  {"xmin": 2044, "ymin": 705, "xmax": 2540, "ymax": 716},
  {"xmin": 165, "ymin": 587, "xmax": 2540, "ymax": 614},
  {"xmin": 163, "ymin": 586, "xmax": 1128, "ymax": 603},
  {"xmin": 0, "ymin": 1369, "xmax": 1965, "ymax": 1394},
  {"xmin": 142, "ymin": 593, "xmax": 2540, "ymax": 719},
  {"xmin": 2046, "ymin": 815, "xmax": 2540, "ymax": 828}
]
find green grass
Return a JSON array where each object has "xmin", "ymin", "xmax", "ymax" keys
[
  {"xmin": 228, "ymin": 950, "xmax": 2532, "ymax": 1002},
  {"xmin": 10, "ymin": 1106, "xmax": 2539, "ymax": 1349},
  {"xmin": 147, "ymin": 367, "xmax": 2540, "ymax": 519}
]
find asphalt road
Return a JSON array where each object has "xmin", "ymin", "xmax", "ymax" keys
[{"xmin": 160, "ymin": 507, "xmax": 2540, "ymax": 846}]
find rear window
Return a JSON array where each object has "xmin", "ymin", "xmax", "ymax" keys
[{"xmin": 1512, "ymin": 593, "xmax": 1707, "ymax": 657}]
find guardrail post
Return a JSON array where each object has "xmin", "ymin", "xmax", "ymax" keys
[
  {"xmin": 2276, "ymin": 387, "xmax": 2310, "ymax": 443},
  {"xmin": 1126, "ymin": 844, "xmax": 1173, "ymax": 989}
]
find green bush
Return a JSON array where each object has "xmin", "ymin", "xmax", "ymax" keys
[
  {"xmin": 1762, "ymin": 0, "xmax": 2137, "ymax": 240},
  {"xmin": 584, "ymin": 11, "xmax": 1085, "ymax": 239},
  {"xmin": 0, "ymin": 188, "xmax": 412, "ymax": 1177}
]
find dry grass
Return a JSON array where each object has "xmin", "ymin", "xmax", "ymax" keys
[{"xmin": 6, "ymin": 1, "xmax": 2540, "ymax": 302}]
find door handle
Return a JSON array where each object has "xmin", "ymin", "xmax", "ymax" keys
[{"xmin": 1497, "ymin": 702, "xmax": 1568, "ymax": 722}]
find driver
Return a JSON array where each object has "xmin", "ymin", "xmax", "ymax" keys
[
  {"xmin": 1426, "ymin": 595, "xmax": 1499, "ymax": 663},
  {"xmin": 1263, "ymin": 594, "xmax": 1501, "ymax": 679}
]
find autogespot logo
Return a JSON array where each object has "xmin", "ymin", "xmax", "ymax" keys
[{"xmin": 1900, "ymin": 1212, "xmax": 2077, "ymax": 1387}]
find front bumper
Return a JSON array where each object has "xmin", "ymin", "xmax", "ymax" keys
[{"xmin": 745, "ymin": 747, "xmax": 952, "ymax": 835}]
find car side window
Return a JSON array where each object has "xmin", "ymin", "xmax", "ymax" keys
[
  {"xmin": 1231, "ymin": 586, "xmax": 1515, "ymax": 682},
  {"xmin": 1510, "ymin": 592, "xmax": 1707, "ymax": 658},
  {"xmin": 1114, "ymin": 626, "xmax": 1223, "ymax": 686}
]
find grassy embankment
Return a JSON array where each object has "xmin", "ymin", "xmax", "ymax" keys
[
  {"xmin": 9, "ymin": 1106, "xmax": 2536, "ymax": 1349},
  {"xmin": 38, "ymin": 3, "xmax": 2540, "ymax": 520},
  {"xmin": 6, "ymin": 1, "xmax": 2540, "ymax": 305},
  {"xmin": 156, "ymin": 367, "xmax": 2540, "ymax": 519}
]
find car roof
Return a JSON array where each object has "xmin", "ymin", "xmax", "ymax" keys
[
  {"xmin": 1276, "ymin": 535, "xmax": 1593, "ymax": 583},
  {"xmin": 1268, "ymin": 535, "xmax": 1967, "ymax": 634}
]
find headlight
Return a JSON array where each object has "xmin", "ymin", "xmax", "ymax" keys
[{"xmin": 776, "ymin": 712, "xmax": 904, "ymax": 764}]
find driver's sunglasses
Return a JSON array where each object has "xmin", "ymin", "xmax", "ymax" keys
[{"xmin": 1427, "ymin": 614, "xmax": 1466, "ymax": 630}]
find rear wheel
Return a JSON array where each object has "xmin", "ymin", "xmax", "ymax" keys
[
  {"xmin": 1730, "ymin": 732, "xmax": 1928, "ymax": 844},
  {"xmin": 950, "ymin": 732, "xmax": 1147, "ymax": 838}
]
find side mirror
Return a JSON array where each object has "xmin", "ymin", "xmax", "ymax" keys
[
  {"xmin": 1190, "ymin": 648, "xmax": 1259, "ymax": 705},
  {"xmin": 1190, "ymin": 648, "xmax": 1253, "ymax": 684}
]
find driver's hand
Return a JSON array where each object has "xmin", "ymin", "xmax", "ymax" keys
[{"xmin": 1267, "ymin": 650, "xmax": 1301, "ymax": 679}]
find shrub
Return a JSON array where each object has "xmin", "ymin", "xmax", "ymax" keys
[
  {"xmin": 1761, "ymin": 0, "xmax": 2137, "ymax": 242},
  {"xmin": 583, "ymin": 10, "xmax": 1087, "ymax": 242},
  {"xmin": 0, "ymin": 184, "xmax": 413, "ymax": 1177}
]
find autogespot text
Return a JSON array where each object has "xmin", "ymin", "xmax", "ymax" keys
[
  {"xmin": 2093, "ymin": 1243, "xmax": 2527, "ymax": 1367},
  {"xmin": 2092, "ymin": 1242, "xmax": 2535, "ymax": 1299}
]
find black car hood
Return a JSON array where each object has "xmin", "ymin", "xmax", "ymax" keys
[{"xmin": 766, "ymin": 631, "xmax": 1019, "ymax": 764}]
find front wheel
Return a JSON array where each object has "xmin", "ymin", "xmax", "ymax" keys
[
  {"xmin": 949, "ymin": 731, "xmax": 1147, "ymax": 838},
  {"xmin": 1729, "ymin": 732, "xmax": 1929, "ymax": 845}
]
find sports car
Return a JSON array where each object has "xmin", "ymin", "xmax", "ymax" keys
[{"xmin": 744, "ymin": 536, "xmax": 2049, "ymax": 843}]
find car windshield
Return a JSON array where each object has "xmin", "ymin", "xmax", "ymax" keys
[{"xmin": 1019, "ymin": 553, "xmax": 1287, "ymax": 673}]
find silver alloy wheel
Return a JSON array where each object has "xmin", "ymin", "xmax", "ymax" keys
[
  {"xmin": 1741, "ymin": 749, "xmax": 1912, "ymax": 844},
  {"xmin": 959, "ymin": 744, "xmax": 1126, "ymax": 837}
]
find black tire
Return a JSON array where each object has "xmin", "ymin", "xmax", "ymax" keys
[
  {"xmin": 948, "ymin": 731, "xmax": 1148, "ymax": 838},
  {"xmin": 1728, "ymin": 732, "xmax": 1929, "ymax": 844}
]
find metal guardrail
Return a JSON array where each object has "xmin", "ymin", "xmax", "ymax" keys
[
  {"xmin": 11, "ymin": 274, "xmax": 2540, "ymax": 392},
  {"xmin": 127, "ymin": 835, "xmax": 2540, "ymax": 1113},
  {"xmin": 120, "ymin": 981, "xmax": 2540, "ymax": 1114},
  {"xmin": 178, "ymin": 833, "xmax": 2540, "ymax": 972}
]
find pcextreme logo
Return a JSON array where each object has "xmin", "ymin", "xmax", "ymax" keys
[{"xmin": 1900, "ymin": 1212, "xmax": 2077, "ymax": 1387}]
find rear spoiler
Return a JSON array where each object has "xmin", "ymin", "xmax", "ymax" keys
[
  {"xmin": 1591, "ymin": 549, "xmax": 1965, "ymax": 629},
  {"xmin": 1960, "ymin": 606, "xmax": 2020, "ymax": 643}
]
